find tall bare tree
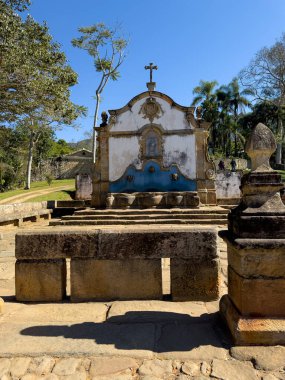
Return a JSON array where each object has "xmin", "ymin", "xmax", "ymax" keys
[
  {"xmin": 72, "ymin": 23, "xmax": 128, "ymax": 163},
  {"xmin": 240, "ymin": 34, "xmax": 285, "ymax": 164}
]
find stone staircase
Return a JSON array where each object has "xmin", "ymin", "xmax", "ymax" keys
[{"xmin": 50, "ymin": 207, "xmax": 229, "ymax": 226}]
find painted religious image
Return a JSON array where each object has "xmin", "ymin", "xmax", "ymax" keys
[{"xmin": 146, "ymin": 133, "xmax": 159, "ymax": 157}]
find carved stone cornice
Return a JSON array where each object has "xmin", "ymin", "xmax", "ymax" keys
[{"xmin": 108, "ymin": 91, "xmax": 195, "ymax": 116}]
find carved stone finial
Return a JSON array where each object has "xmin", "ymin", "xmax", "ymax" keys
[
  {"xmin": 196, "ymin": 106, "xmax": 203, "ymax": 120},
  {"xmin": 100, "ymin": 111, "xmax": 108, "ymax": 127},
  {"xmin": 245, "ymin": 123, "xmax": 276, "ymax": 172}
]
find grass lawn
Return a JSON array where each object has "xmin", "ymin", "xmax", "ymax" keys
[
  {"xmin": 0, "ymin": 179, "xmax": 75, "ymax": 201},
  {"xmin": 27, "ymin": 189, "xmax": 75, "ymax": 202}
]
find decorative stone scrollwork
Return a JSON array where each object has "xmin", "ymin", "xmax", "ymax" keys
[
  {"xmin": 206, "ymin": 168, "xmax": 216, "ymax": 180},
  {"xmin": 185, "ymin": 110, "xmax": 194, "ymax": 124},
  {"xmin": 108, "ymin": 114, "xmax": 117, "ymax": 125},
  {"xmin": 171, "ymin": 173, "xmax": 179, "ymax": 181},
  {"xmin": 126, "ymin": 175, "xmax": 134, "ymax": 182},
  {"xmin": 139, "ymin": 98, "xmax": 163, "ymax": 122}
]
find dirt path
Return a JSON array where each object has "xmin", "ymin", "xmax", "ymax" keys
[{"xmin": 0, "ymin": 185, "xmax": 73, "ymax": 205}]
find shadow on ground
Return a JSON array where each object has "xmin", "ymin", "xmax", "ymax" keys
[{"xmin": 20, "ymin": 311, "xmax": 232, "ymax": 352}]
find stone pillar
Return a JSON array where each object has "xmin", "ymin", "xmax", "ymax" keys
[
  {"xmin": 194, "ymin": 124, "xmax": 217, "ymax": 205},
  {"xmin": 220, "ymin": 123, "xmax": 285, "ymax": 345},
  {"xmin": 91, "ymin": 122, "xmax": 110, "ymax": 208}
]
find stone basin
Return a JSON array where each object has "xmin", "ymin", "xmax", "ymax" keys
[
  {"xmin": 137, "ymin": 192, "xmax": 164, "ymax": 209},
  {"xmin": 106, "ymin": 191, "xmax": 201, "ymax": 209},
  {"xmin": 114, "ymin": 193, "xmax": 136, "ymax": 209}
]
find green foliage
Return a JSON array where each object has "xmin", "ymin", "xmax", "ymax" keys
[
  {"xmin": 192, "ymin": 78, "xmax": 253, "ymax": 157},
  {"xmin": 72, "ymin": 22, "xmax": 128, "ymax": 162},
  {"xmin": 240, "ymin": 33, "xmax": 285, "ymax": 164},
  {"xmin": 45, "ymin": 173, "xmax": 53, "ymax": 186},
  {"xmin": 72, "ymin": 23, "xmax": 127, "ymax": 85},
  {"xmin": 0, "ymin": 0, "xmax": 30, "ymax": 11},
  {"xmin": 49, "ymin": 139, "xmax": 75, "ymax": 157},
  {"xmin": 0, "ymin": 1, "xmax": 87, "ymax": 188}
]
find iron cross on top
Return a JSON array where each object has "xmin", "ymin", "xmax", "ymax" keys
[{"xmin": 145, "ymin": 62, "xmax": 158, "ymax": 83}]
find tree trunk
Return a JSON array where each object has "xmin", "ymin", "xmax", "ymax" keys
[
  {"xmin": 275, "ymin": 116, "xmax": 283, "ymax": 165},
  {"xmin": 234, "ymin": 132, "xmax": 238, "ymax": 157},
  {"xmin": 92, "ymin": 93, "xmax": 101, "ymax": 164},
  {"xmin": 25, "ymin": 131, "xmax": 35, "ymax": 190}
]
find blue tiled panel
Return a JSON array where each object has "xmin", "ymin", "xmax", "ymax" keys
[{"xmin": 109, "ymin": 161, "xmax": 196, "ymax": 193}]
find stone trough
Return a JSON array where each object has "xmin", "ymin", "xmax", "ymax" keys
[
  {"xmin": 106, "ymin": 191, "xmax": 200, "ymax": 209},
  {"xmin": 15, "ymin": 227, "xmax": 219, "ymax": 303}
]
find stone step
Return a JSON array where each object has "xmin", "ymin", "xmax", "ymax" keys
[
  {"xmin": 74, "ymin": 208, "xmax": 229, "ymax": 216},
  {"xmin": 61, "ymin": 213, "xmax": 228, "ymax": 221},
  {"xmin": 50, "ymin": 218, "xmax": 228, "ymax": 226}
]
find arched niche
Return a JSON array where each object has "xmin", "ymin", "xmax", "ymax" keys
[{"xmin": 140, "ymin": 125, "xmax": 163, "ymax": 163}]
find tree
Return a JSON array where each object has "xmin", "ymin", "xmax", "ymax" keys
[
  {"xmin": 1, "ymin": 4, "xmax": 86, "ymax": 188},
  {"xmin": 0, "ymin": 0, "xmax": 30, "ymax": 11},
  {"xmin": 72, "ymin": 23, "xmax": 128, "ymax": 163},
  {"xmin": 216, "ymin": 78, "xmax": 252, "ymax": 156},
  {"xmin": 191, "ymin": 80, "xmax": 220, "ymax": 153},
  {"xmin": 240, "ymin": 33, "xmax": 285, "ymax": 164},
  {"xmin": 0, "ymin": 126, "xmax": 24, "ymax": 189}
]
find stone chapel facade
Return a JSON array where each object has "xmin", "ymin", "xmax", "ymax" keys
[{"xmin": 92, "ymin": 83, "xmax": 216, "ymax": 208}]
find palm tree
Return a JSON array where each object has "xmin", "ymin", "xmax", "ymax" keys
[
  {"xmin": 216, "ymin": 78, "xmax": 253, "ymax": 156},
  {"xmin": 191, "ymin": 80, "xmax": 219, "ymax": 153}
]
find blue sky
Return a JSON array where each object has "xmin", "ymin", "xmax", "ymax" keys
[{"xmin": 28, "ymin": 0, "xmax": 285, "ymax": 142}]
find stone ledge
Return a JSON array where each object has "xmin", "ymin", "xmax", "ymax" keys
[
  {"xmin": 16, "ymin": 228, "xmax": 217, "ymax": 260},
  {"xmin": 16, "ymin": 230, "xmax": 100, "ymax": 259}
]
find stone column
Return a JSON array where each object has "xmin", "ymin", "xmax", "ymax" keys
[
  {"xmin": 194, "ymin": 123, "xmax": 217, "ymax": 205},
  {"xmin": 91, "ymin": 123, "xmax": 110, "ymax": 208},
  {"xmin": 220, "ymin": 123, "xmax": 285, "ymax": 345}
]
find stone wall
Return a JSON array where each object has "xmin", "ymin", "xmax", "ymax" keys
[
  {"xmin": 0, "ymin": 202, "xmax": 52, "ymax": 226},
  {"xmin": 215, "ymin": 171, "xmax": 242, "ymax": 200}
]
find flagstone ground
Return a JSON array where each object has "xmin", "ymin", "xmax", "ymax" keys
[{"xmin": 0, "ymin": 221, "xmax": 284, "ymax": 380}]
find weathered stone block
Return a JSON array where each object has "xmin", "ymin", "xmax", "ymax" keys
[
  {"xmin": 16, "ymin": 231, "xmax": 99, "ymax": 259},
  {"xmin": 171, "ymin": 258, "xmax": 220, "ymax": 301},
  {"xmin": 229, "ymin": 214, "xmax": 285, "ymax": 239},
  {"xmin": 227, "ymin": 238, "xmax": 285, "ymax": 278},
  {"xmin": 70, "ymin": 259, "xmax": 162, "ymax": 301},
  {"xmin": 98, "ymin": 229, "xmax": 217, "ymax": 259},
  {"xmin": 228, "ymin": 266, "xmax": 285, "ymax": 317},
  {"xmin": 15, "ymin": 228, "xmax": 217, "ymax": 260},
  {"xmin": 16, "ymin": 259, "xmax": 66, "ymax": 302},
  {"xmin": 220, "ymin": 294, "xmax": 285, "ymax": 345}
]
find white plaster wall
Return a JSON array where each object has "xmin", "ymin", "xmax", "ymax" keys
[
  {"xmin": 163, "ymin": 135, "xmax": 196, "ymax": 178},
  {"xmin": 111, "ymin": 96, "xmax": 193, "ymax": 132},
  {"xmin": 215, "ymin": 172, "xmax": 242, "ymax": 199},
  {"xmin": 109, "ymin": 136, "xmax": 141, "ymax": 181}
]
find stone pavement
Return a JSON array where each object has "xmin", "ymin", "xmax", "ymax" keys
[{"xmin": 0, "ymin": 222, "xmax": 284, "ymax": 380}]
